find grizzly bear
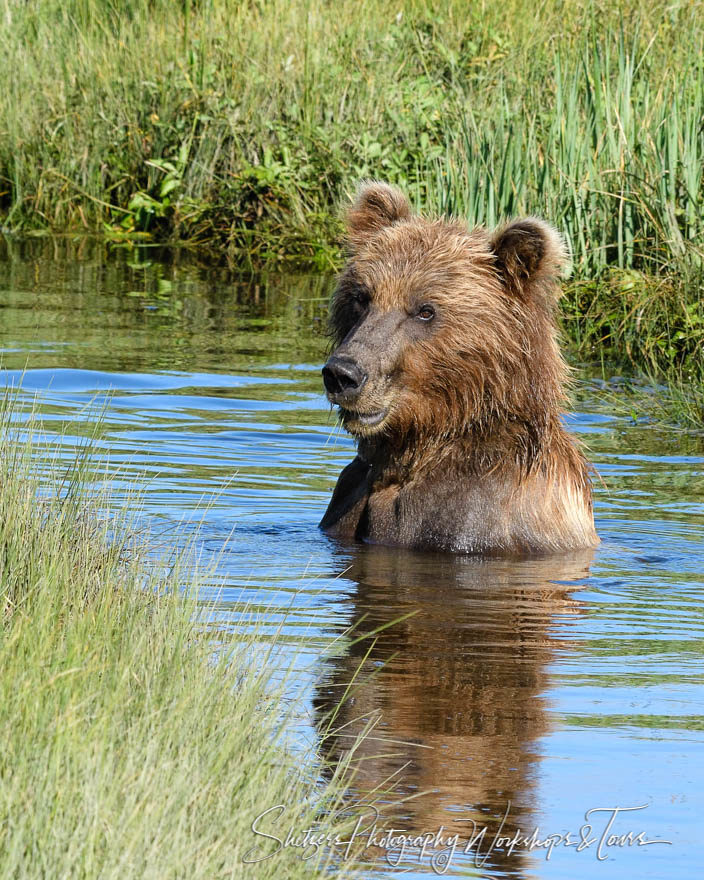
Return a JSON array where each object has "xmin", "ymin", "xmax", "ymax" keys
[{"xmin": 320, "ymin": 181, "xmax": 599, "ymax": 555}]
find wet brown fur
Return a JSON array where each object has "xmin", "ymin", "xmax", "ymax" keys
[{"xmin": 320, "ymin": 181, "xmax": 599, "ymax": 555}]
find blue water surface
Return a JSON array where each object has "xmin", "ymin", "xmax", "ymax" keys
[{"xmin": 1, "ymin": 243, "xmax": 702, "ymax": 879}]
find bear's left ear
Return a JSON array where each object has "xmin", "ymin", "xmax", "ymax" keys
[{"xmin": 490, "ymin": 218, "xmax": 568, "ymax": 299}]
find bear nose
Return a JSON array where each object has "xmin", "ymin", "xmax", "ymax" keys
[{"xmin": 322, "ymin": 357, "xmax": 367, "ymax": 398}]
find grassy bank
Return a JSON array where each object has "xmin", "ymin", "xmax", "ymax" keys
[
  {"xmin": 0, "ymin": 400, "xmax": 359, "ymax": 879},
  {"xmin": 0, "ymin": 0, "xmax": 702, "ymax": 380}
]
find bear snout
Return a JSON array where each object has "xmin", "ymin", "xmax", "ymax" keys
[{"xmin": 322, "ymin": 356, "xmax": 368, "ymax": 401}]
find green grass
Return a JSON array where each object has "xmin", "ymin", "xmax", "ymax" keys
[
  {"xmin": 0, "ymin": 0, "xmax": 702, "ymax": 399},
  {"xmin": 2, "ymin": 1, "xmax": 702, "ymax": 269},
  {"xmin": 0, "ymin": 397, "xmax": 362, "ymax": 879}
]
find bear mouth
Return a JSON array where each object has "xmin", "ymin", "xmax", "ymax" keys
[{"xmin": 340, "ymin": 407, "xmax": 389, "ymax": 431}]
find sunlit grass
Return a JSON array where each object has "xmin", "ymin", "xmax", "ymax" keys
[
  {"xmin": 2, "ymin": 1, "xmax": 702, "ymax": 271},
  {"xmin": 0, "ymin": 394, "xmax": 362, "ymax": 879}
]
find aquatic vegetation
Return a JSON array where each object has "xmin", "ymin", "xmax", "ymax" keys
[{"xmin": 579, "ymin": 370, "xmax": 704, "ymax": 434}]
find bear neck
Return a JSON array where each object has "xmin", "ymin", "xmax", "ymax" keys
[{"xmin": 359, "ymin": 409, "xmax": 574, "ymax": 484}]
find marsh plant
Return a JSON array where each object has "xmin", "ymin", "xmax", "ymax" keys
[
  {"xmin": 0, "ymin": 396, "xmax": 364, "ymax": 879},
  {"xmin": 2, "ymin": 1, "xmax": 702, "ymax": 269}
]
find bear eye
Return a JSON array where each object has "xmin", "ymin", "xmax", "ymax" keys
[
  {"xmin": 351, "ymin": 289, "xmax": 369, "ymax": 308},
  {"xmin": 416, "ymin": 304, "xmax": 435, "ymax": 322}
]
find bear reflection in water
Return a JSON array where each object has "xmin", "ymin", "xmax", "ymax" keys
[{"xmin": 314, "ymin": 544, "xmax": 593, "ymax": 877}]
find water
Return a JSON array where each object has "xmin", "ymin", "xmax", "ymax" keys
[{"xmin": 1, "ymin": 240, "xmax": 702, "ymax": 879}]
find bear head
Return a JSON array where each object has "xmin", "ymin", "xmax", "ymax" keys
[{"xmin": 323, "ymin": 181, "xmax": 570, "ymax": 442}]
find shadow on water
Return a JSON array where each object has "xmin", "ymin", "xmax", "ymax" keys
[{"xmin": 314, "ymin": 545, "xmax": 593, "ymax": 877}]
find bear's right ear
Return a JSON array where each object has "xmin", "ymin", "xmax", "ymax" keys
[
  {"xmin": 345, "ymin": 181, "xmax": 412, "ymax": 249},
  {"xmin": 489, "ymin": 218, "xmax": 569, "ymax": 301}
]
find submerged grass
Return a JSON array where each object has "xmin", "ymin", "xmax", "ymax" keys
[
  {"xmin": 0, "ymin": 396, "xmax": 362, "ymax": 879},
  {"xmin": 580, "ymin": 370, "xmax": 704, "ymax": 434},
  {"xmin": 0, "ymin": 0, "xmax": 702, "ymax": 403}
]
